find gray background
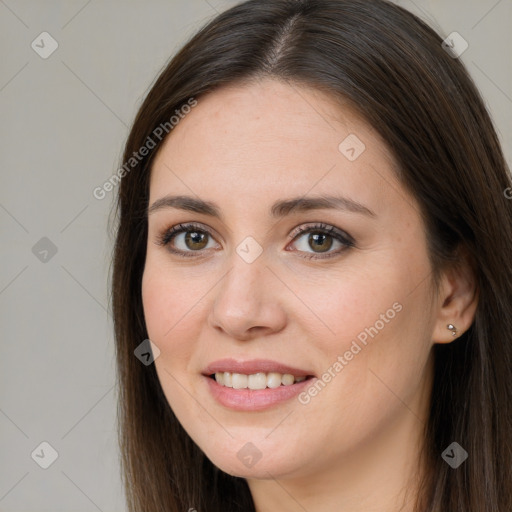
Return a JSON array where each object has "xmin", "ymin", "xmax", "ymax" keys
[{"xmin": 1, "ymin": 0, "xmax": 510, "ymax": 511}]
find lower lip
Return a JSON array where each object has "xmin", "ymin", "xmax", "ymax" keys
[{"xmin": 204, "ymin": 375, "xmax": 314, "ymax": 411}]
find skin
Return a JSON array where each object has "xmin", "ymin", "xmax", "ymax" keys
[{"xmin": 141, "ymin": 78, "xmax": 478, "ymax": 512}]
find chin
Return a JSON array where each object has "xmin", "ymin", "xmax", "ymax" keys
[{"xmin": 200, "ymin": 441, "xmax": 309, "ymax": 480}]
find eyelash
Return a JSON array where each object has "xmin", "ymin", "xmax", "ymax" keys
[{"xmin": 155, "ymin": 222, "xmax": 355, "ymax": 260}]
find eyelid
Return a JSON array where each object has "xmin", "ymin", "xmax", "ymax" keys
[
  {"xmin": 155, "ymin": 222, "xmax": 221, "ymax": 248},
  {"xmin": 285, "ymin": 222, "xmax": 355, "ymax": 259},
  {"xmin": 288, "ymin": 222, "xmax": 354, "ymax": 245}
]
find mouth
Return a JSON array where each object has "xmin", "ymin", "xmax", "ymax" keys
[
  {"xmin": 207, "ymin": 372, "xmax": 314, "ymax": 390},
  {"xmin": 201, "ymin": 358, "xmax": 316, "ymax": 410}
]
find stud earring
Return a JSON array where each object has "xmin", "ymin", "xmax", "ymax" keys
[{"xmin": 447, "ymin": 323, "xmax": 457, "ymax": 337}]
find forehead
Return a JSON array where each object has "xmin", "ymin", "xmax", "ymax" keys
[{"xmin": 149, "ymin": 79, "xmax": 406, "ymax": 218}]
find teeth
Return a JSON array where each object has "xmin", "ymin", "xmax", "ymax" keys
[
  {"xmin": 281, "ymin": 373, "xmax": 294, "ymax": 386},
  {"xmin": 248, "ymin": 372, "xmax": 267, "ymax": 390},
  {"xmin": 232, "ymin": 373, "xmax": 248, "ymax": 389},
  {"xmin": 214, "ymin": 372, "xmax": 308, "ymax": 389},
  {"xmin": 267, "ymin": 372, "xmax": 282, "ymax": 389}
]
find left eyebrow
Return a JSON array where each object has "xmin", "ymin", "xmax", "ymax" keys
[
  {"xmin": 147, "ymin": 194, "xmax": 376, "ymax": 219},
  {"xmin": 270, "ymin": 194, "xmax": 376, "ymax": 218}
]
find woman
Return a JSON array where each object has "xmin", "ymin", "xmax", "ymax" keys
[{"xmin": 110, "ymin": 0, "xmax": 512, "ymax": 510}]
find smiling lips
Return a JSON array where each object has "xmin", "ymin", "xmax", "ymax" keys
[
  {"xmin": 203, "ymin": 358, "xmax": 313, "ymax": 382},
  {"xmin": 202, "ymin": 358, "xmax": 315, "ymax": 410},
  {"xmin": 214, "ymin": 371, "xmax": 307, "ymax": 390}
]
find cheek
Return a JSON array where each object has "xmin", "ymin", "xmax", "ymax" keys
[
  {"xmin": 141, "ymin": 262, "xmax": 206, "ymax": 390},
  {"xmin": 294, "ymin": 261, "xmax": 405, "ymax": 349},
  {"xmin": 141, "ymin": 263, "xmax": 205, "ymax": 421},
  {"xmin": 300, "ymin": 253, "xmax": 433, "ymax": 396},
  {"xmin": 141, "ymin": 258, "xmax": 204, "ymax": 342}
]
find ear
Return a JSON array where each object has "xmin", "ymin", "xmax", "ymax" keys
[{"xmin": 432, "ymin": 246, "xmax": 479, "ymax": 344}]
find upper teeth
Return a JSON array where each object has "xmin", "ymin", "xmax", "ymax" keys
[{"xmin": 214, "ymin": 372, "xmax": 307, "ymax": 389}]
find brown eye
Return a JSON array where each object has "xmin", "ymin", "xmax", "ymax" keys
[
  {"xmin": 288, "ymin": 223, "xmax": 354, "ymax": 259},
  {"xmin": 307, "ymin": 232, "xmax": 334, "ymax": 253},
  {"xmin": 157, "ymin": 223, "xmax": 219, "ymax": 257},
  {"xmin": 183, "ymin": 230, "xmax": 209, "ymax": 250}
]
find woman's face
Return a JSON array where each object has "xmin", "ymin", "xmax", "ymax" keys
[{"xmin": 142, "ymin": 78, "xmax": 439, "ymax": 481}]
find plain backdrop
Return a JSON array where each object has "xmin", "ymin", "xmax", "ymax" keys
[{"xmin": 1, "ymin": 0, "xmax": 511, "ymax": 511}]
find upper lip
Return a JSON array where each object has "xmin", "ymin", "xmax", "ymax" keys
[{"xmin": 202, "ymin": 358, "xmax": 314, "ymax": 377}]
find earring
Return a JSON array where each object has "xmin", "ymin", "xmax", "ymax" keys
[{"xmin": 447, "ymin": 323, "xmax": 457, "ymax": 337}]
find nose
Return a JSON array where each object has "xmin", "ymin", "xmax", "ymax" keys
[{"xmin": 208, "ymin": 251, "xmax": 287, "ymax": 341}]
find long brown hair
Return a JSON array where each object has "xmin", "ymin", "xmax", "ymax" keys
[{"xmin": 109, "ymin": 1, "xmax": 512, "ymax": 510}]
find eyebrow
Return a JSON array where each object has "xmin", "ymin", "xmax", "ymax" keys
[{"xmin": 147, "ymin": 194, "xmax": 376, "ymax": 219}]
